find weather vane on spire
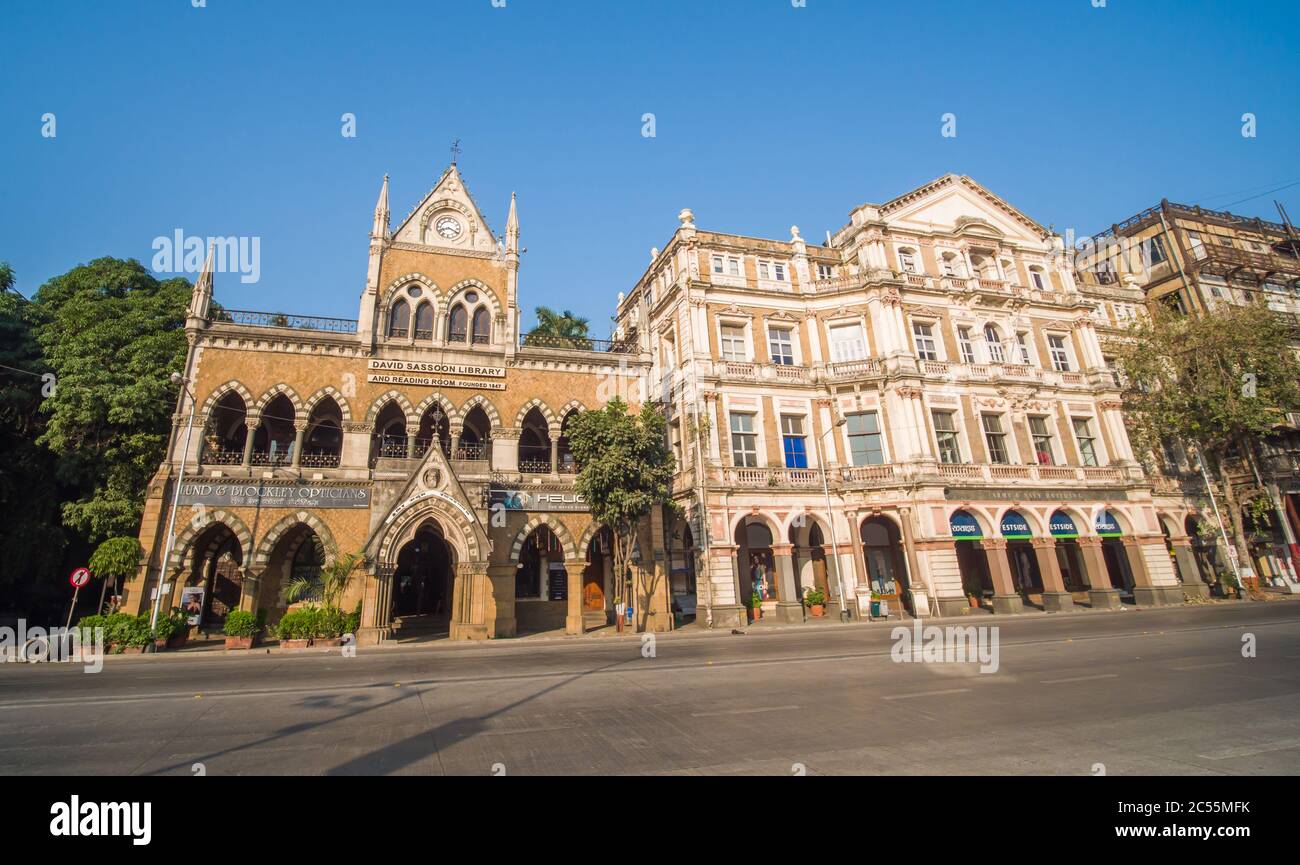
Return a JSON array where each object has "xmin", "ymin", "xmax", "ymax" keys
[{"xmin": 450, "ymin": 139, "xmax": 462, "ymax": 166}]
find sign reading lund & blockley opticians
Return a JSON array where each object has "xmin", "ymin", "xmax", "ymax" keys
[
  {"xmin": 367, "ymin": 359, "xmax": 506, "ymax": 390},
  {"xmin": 177, "ymin": 481, "xmax": 370, "ymax": 509}
]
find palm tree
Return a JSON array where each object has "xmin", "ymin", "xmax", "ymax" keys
[{"xmin": 525, "ymin": 306, "xmax": 592, "ymax": 349}]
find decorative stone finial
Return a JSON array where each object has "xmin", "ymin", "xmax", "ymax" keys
[{"xmin": 678, "ymin": 208, "xmax": 695, "ymax": 227}]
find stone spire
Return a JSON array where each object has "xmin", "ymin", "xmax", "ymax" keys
[
  {"xmin": 186, "ymin": 242, "xmax": 214, "ymax": 327},
  {"xmin": 372, "ymin": 174, "xmax": 391, "ymax": 240},
  {"xmin": 505, "ymin": 191, "xmax": 520, "ymax": 254}
]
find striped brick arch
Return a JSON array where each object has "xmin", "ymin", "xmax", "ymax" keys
[
  {"xmin": 166, "ymin": 510, "xmax": 254, "ymax": 576},
  {"xmin": 251, "ymin": 512, "xmax": 340, "ymax": 569},
  {"xmin": 509, "ymin": 515, "xmax": 578, "ymax": 563}
]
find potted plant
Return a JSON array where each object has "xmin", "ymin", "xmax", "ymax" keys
[
  {"xmin": 804, "ymin": 587, "xmax": 827, "ymax": 617},
  {"xmin": 223, "ymin": 609, "xmax": 262, "ymax": 650},
  {"xmin": 282, "ymin": 552, "xmax": 364, "ymax": 647},
  {"xmin": 151, "ymin": 608, "xmax": 190, "ymax": 650},
  {"xmin": 964, "ymin": 578, "xmax": 983, "ymax": 609},
  {"xmin": 1220, "ymin": 570, "xmax": 1241, "ymax": 600},
  {"xmin": 118, "ymin": 614, "xmax": 153, "ymax": 654},
  {"xmin": 750, "ymin": 592, "xmax": 763, "ymax": 622},
  {"xmin": 276, "ymin": 607, "xmax": 316, "ymax": 649},
  {"xmin": 869, "ymin": 591, "xmax": 883, "ymax": 619}
]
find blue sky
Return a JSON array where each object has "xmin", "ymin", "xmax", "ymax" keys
[{"xmin": 2, "ymin": 0, "xmax": 1297, "ymax": 334}]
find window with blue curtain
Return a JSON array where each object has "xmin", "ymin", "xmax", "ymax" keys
[{"xmin": 781, "ymin": 415, "xmax": 808, "ymax": 468}]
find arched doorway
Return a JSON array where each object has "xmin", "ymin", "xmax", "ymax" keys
[
  {"xmin": 1160, "ymin": 520, "xmax": 1185, "ymax": 584},
  {"xmin": 860, "ymin": 516, "xmax": 913, "ymax": 616},
  {"xmin": 252, "ymin": 393, "xmax": 297, "ymax": 467},
  {"xmin": 1000, "ymin": 510, "xmax": 1042, "ymax": 595},
  {"xmin": 951, "ymin": 509, "xmax": 992, "ymax": 608},
  {"xmin": 516, "ymin": 525, "xmax": 567, "ymax": 633},
  {"xmin": 735, "ymin": 516, "xmax": 778, "ymax": 616},
  {"xmin": 202, "ymin": 391, "xmax": 248, "ymax": 465},
  {"xmin": 459, "ymin": 405, "xmax": 493, "ymax": 461},
  {"xmin": 1049, "ymin": 510, "xmax": 1089, "ymax": 592},
  {"xmin": 371, "ymin": 401, "xmax": 409, "ymax": 462},
  {"xmin": 583, "ymin": 526, "xmax": 614, "ymax": 627},
  {"xmin": 1096, "ymin": 509, "xmax": 1135, "ymax": 598},
  {"xmin": 185, "ymin": 523, "xmax": 245, "ymax": 629},
  {"xmin": 303, "ymin": 397, "xmax": 343, "ymax": 468},
  {"xmin": 518, "ymin": 407, "xmax": 552, "ymax": 473},
  {"xmin": 392, "ymin": 522, "xmax": 455, "ymax": 621}
]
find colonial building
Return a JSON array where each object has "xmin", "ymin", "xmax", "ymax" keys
[
  {"xmin": 1073, "ymin": 199, "xmax": 1300, "ymax": 593},
  {"xmin": 618, "ymin": 175, "xmax": 1191, "ymax": 629},
  {"xmin": 124, "ymin": 165, "xmax": 673, "ymax": 644}
]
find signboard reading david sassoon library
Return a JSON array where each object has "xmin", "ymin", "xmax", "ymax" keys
[{"xmin": 177, "ymin": 482, "xmax": 370, "ymax": 509}]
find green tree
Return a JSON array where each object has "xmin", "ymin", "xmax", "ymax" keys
[
  {"xmin": 88, "ymin": 536, "xmax": 143, "ymax": 613},
  {"xmin": 565, "ymin": 397, "xmax": 678, "ymax": 630},
  {"xmin": 524, "ymin": 306, "xmax": 592, "ymax": 349},
  {"xmin": 0, "ymin": 261, "xmax": 67, "ymax": 613},
  {"xmin": 32, "ymin": 257, "xmax": 191, "ymax": 542},
  {"xmin": 1115, "ymin": 302, "xmax": 1300, "ymax": 571}
]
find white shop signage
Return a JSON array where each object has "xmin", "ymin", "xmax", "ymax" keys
[{"xmin": 177, "ymin": 482, "xmax": 370, "ymax": 509}]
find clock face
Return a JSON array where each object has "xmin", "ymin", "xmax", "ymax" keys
[{"xmin": 435, "ymin": 216, "xmax": 462, "ymax": 240}]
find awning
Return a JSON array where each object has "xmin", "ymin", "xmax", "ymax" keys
[
  {"xmin": 1050, "ymin": 511, "xmax": 1079, "ymax": 539},
  {"xmin": 1000, "ymin": 510, "xmax": 1033, "ymax": 540},
  {"xmin": 1096, "ymin": 510, "xmax": 1123, "ymax": 538},
  {"xmin": 949, "ymin": 509, "xmax": 983, "ymax": 540}
]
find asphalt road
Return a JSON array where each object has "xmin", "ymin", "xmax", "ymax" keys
[{"xmin": 2, "ymin": 602, "xmax": 1299, "ymax": 776}]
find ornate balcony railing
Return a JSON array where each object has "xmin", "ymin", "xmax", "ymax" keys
[
  {"xmin": 201, "ymin": 448, "xmax": 244, "ymax": 466},
  {"xmin": 249, "ymin": 451, "xmax": 292, "ymax": 467},
  {"xmin": 216, "ymin": 309, "xmax": 358, "ymax": 334},
  {"xmin": 300, "ymin": 451, "xmax": 341, "ymax": 469},
  {"xmin": 519, "ymin": 332, "xmax": 638, "ymax": 353},
  {"xmin": 827, "ymin": 358, "xmax": 883, "ymax": 380},
  {"xmin": 519, "ymin": 459, "xmax": 553, "ymax": 474}
]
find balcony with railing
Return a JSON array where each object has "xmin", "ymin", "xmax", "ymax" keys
[
  {"xmin": 518, "ymin": 332, "xmax": 638, "ymax": 354},
  {"xmin": 214, "ymin": 309, "xmax": 359, "ymax": 334}
]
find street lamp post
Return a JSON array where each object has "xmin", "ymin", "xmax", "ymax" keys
[
  {"xmin": 151, "ymin": 372, "xmax": 197, "ymax": 630},
  {"xmin": 813, "ymin": 415, "xmax": 852, "ymax": 621}
]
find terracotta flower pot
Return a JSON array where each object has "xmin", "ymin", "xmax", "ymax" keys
[
  {"xmin": 314, "ymin": 637, "xmax": 342, "ymax": 648},
  {"xmin": 225, "ymin": 636, "xmax": 254, "ymax": 650},
  {"xmin": 167, "ymin": 631, "xmax": 189, "ymax": 649},
  {"xmin": 120, "ymin": 646, "xmax": 144, "ymax": 655},
  {"xmin": 281, "ymin": 639, "xmax": 312, "ymax": 650},
  {"xmin": 968, "ymin": 595, "xmax": 980, "ymax": 609},
  {"xmin": 809, "ymin": 604, "xmax": 826, "ymax": 617}
]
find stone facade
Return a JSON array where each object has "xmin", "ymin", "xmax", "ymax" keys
[
  {"xmin": 616, "ymin": 174, "xmax": 1190, "ymax": 626},
  {"xmin": 124, "ymin": 165, "xmax": 672, "ymax": 643}
]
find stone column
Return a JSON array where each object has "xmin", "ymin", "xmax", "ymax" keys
[
  {"xmin": 897, "ymin": 506, "xmax": 929, "ymax": 617},
  {"xmin": 450, "ymin": 561, "xmax": 492, "ymax": 641},
  {"xmin": 405, "ymin": 423, "xmax": 420, "ymax": 460},
  {"xmin": 771, "ymin": 543, "xmax": 803, "ymax": 624},
  {"xmin": 484, "ymin": 563, "xmax": 516, "ymax": 639},
  {"xmin": 1032, "ymin": 537, "xmax": 1073, "ymax": 612},
  {"xmin": 549, "ymin": 425, "xmax": 561, "ymax": 476},
  {"xmin": 1172, "ymin": 540, "xmax": 1210, "ymax": 599},
  {"xmin": 705, "ymin": 544, "xmax": 746, "ymax": 629},
  {"xmin": 1078, "ymin": 536, "xmax": 1122, "ymax": 609},
  {"xmin": 1126, "ymin": 537, "xmax": 1175, "ymax": 607},
  {"xmin": 565, "ymin": 558, "xmax": 588, "ymax": 635},
  {"xmin": 241, "ymin": 412, "xmax": 259, "ymax": 467},
  {"xmin": 238, "ymin": 567, "xmax": 262, "ymax": 613},
  {"xmin": 980, "ymin": 538, "xmax": 1023, "ymax": 614},
  {"xmin": 290, "ymin": 424, "xmax": 305, "ymax": 470}
]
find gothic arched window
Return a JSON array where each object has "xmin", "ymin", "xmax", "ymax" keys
[
  {"xmin": 388, "ymin": 299, "xmax": 410, "ymax": 338},
  {"xmin": 448, "ymin": 304, "xmax": 468, "ymax": 342},
  {"xmin": 472, "ymin": 307, "xmax": 491, "ymax": 345}
]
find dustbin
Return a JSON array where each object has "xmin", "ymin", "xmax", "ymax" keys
[{"xmin": 869, "ymin": 600, "xmax": 881, "ymax": 618}]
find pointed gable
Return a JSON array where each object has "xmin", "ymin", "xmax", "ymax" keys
[
  {"xmin": 391, "ymin": 164, "xmax": 499, "ymax": 254},
  {"xmin": 878, "ymin": 174, "xmax": 1049, "ymax": 245}
]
